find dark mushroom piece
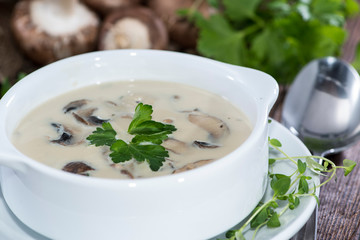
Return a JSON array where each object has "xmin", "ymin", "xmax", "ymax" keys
[
  {"xmin": 193, "ymin": 140, "xmax": 219, "ymax": 149},
  {"xmin": 11, "ymin": 0, "xmax": 99, "ymax": 65},
  {"xmin": 98, "ymin": 6, "xmax": 168, "ymax": 50},
  {"xmin": 120, "ymin": 169, "xmax": 134, "ymax": 179},
  {"xmin": 87, "ymin": 115, "xmax": 109, "ymax": 125},
  {"xmin": 173, "ymin": 159, "xmax": 214, "ymax": 174},
  {"xmin": 188, "ymin": 112, "xmax": 229, "ymax": 140},
  {"xmin": 62, "ymin": 161, "xmax": 95, "ymax": 176},
  {"xmin": 72, "ymin": 108, "xmax": 109, "ymax": 126},
  {"xmin": 50, "ymin": 123, "xmax": 74, "ymax": 146},
  {"xmin": 63, "ymin": 99, "xmax": 89, "ymax": 113}
]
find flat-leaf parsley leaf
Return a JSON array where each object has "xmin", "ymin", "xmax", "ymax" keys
[{"xmin": 87, "ymin": 103, "xmax": 177, "ymax": 171}]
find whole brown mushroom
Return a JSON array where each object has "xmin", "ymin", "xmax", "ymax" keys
[
  {"xmin": 148, "ymin": 0, "xmax": 216, "ymax": 49},
  {"xmin": 11, "ymin": 0, "xmax": 100, "ymax": 65},
  {"xmin": 98, "ymin": 6, "xmax": 168, "ymax": 50},
  {"xmin": 81, "ymin": 0, "xmax": 141, "ymax": 15}
]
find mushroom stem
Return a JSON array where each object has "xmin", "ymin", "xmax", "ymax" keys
[{"xmin": 12, "ymin": 0, "xmax": 99, "ymax": 64}]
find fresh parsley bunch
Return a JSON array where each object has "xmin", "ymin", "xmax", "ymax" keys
[
  {"xmin": 184, "ymin": 0, "xmax": 359, "ymax": 84},
  {"xmin": 87, "ymin": 103, "xmax": 176, "ymax": 171}
]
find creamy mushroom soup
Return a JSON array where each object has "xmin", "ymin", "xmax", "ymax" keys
[{"xmin": 12, "ymin": 81, "xmax": 252, "ymax": 179}]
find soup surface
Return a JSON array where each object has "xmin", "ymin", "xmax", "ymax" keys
[{"xmin": 12, "ymin": 81, "xmax": 252, "ymax": 179}]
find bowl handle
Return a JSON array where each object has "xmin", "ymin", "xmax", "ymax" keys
[{"xmin": 228, "ymin": 64, "xmax": 279, "ymax": 113}]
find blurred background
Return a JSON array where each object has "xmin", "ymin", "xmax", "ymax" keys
[{"xmin": 1, "ymin": 0, "xmax": 360, "ymax": 96}]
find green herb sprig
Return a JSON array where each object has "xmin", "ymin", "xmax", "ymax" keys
[
  {"xmin": 86, "ymin": 103, "xmax": 176, "ymax": 171},
  {"xmin": 222, "ymin": 137, "xmax": 356, "ymax": 240},
  {"xmin": 181, "ymin": 0, "xmax": 359, "ymax": 84}
]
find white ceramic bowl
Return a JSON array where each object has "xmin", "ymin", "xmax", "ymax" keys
[{"xmin": 0, "ymin": 50, "xmax": 278, "ymax": 240}]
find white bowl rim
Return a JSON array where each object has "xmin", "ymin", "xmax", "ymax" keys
[{"xmin": 0, "ymin": 49, "xmax": 278, "ymax": 187}]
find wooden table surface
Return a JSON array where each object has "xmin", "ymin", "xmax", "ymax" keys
[{"xmin": 1, "ymin": 1, "xmax": 360, "ymax": 239}]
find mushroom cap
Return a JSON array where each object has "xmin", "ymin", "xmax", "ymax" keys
[
  {"xmin": 188, "ymin": 112, "xmax": 230, "ymax": 140},
  {"xmin": 82, "ymin": 0, "xmax": 141, "ymax": 15},
  {"xmin": 98, "ymin": 6, "xmax": 168, "ymax": 50},
  {"xmin": 11, "ymin": 0, "xmax": 100, "ymax": 65}
]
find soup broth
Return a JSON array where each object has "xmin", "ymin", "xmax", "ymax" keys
[{"xmin": 12, "ymin": 81, "xmax": 252, "ymax": 179}]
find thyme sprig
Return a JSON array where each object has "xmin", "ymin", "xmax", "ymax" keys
[{"xmin": 222, "ymin": 137, "xmax": 356, "ymax": 240}]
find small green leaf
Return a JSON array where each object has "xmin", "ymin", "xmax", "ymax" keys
[
  {"xmin": 294, "ymin": 197, "xmax": 300, "ymax": 207},
  {"xmin": 269, "ymin": 200, "xmax": 278, "ymax": 208},
  {"xmin": 277, "ymin": 195, "xmax": 288, "ymax": 201},
  {"xmin": 269, "ymin": 138, "xmax": 282, "ymax": 147},
  {"xmin": 109, "ymin": 140, "xmax": 132, "ymax": 163},
  {"xmin": 128, "ymin": 143, "xmax": 168, "ymax": 171},
  {"xmin": 250, "ymin": 207, "xmax": 269, "ymax": 228},
  {"xmin": 225, "ymin": 230, "xmax": 236, "ymax": 238},
  {"xmin": 87, "ymin": 122, "xmax": 116, "ymax": 146},
  {"xmin": 297, "ymin": 159, "xmax": 307, "ymax": 174},
  {"xmin": 323, "ymin": 161, "xmax": 329, "ymax": 169},
  {"xmin": 343, "ymin": 159, "xmax": 356, "ymax": 176},
  {"xmin": 312, "ymin": 191, "xmax": 320, "ymax": 205},
  {"xmin": 267, "ymin": 212, "xmax": 281, "ymax": 228},
  {"xmin": 298, "ymin": 176, "xmax": 309, "ymax": 194},
  {"xmin": 129, "ymin": 120, "xmax": 176, "ymax": 135},
  {"xmin": 289, "ymin": 196, "xmax": 300, "ymax": 210},
  {"xmin": 131, "ymin": 132, "xmax": 170, "ymax": 144},
  {"xmin": 269, "ymin": 158, "xmax": 276, "ymax": 165},
  {"xmin": 306, "ymin": 157, "xmax": 326, "ymax": 172},
  {"xmin": 128, "ymin": 103, "xmax": 153, "ymax": 133},
  {"xmin": 270, "ymin": 174, "xmax": 291, "ymax": 196}
]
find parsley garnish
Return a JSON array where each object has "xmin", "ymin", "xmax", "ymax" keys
[{"xmin": 86, "ymin": 103, "xmax": 176, "ymax": 171}]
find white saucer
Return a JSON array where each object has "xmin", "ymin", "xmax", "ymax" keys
[
  {"xmin": 0, "ymin": 120, "xmax": 318, "ymax": 240},
  {"xmin": 212, "ymin": 120, "xmax": 319, "ymax": 239}
]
